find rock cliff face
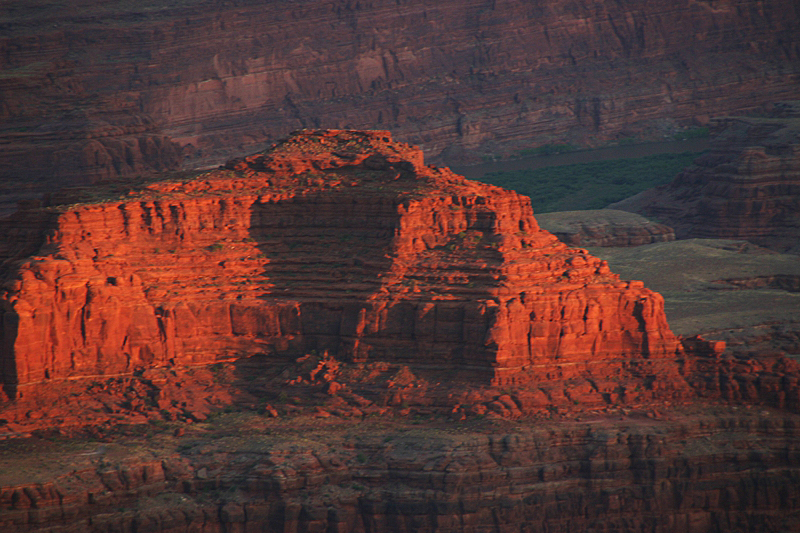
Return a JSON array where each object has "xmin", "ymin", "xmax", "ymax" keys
[
  {"xmin": 1, "ymin": 0, "xmax": 798, "ymax": 189},
  {"xmin": 610, "ymin": 102, "xmax": 800, "ymax": 253},
  {"xmin": 0, "ymin": 130, "xmax": 693, "ymax": 401},
  {"xmin": 2, "ymin": 411, "xmax": 800, "ymax": 533}
]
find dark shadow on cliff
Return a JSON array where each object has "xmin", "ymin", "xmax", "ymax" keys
[
  {"xmin": 246, "ymin": 181, "xmax": 396, "ymax": 360},
  {"xmin": 0, "ymin": 301, "xmax": 19, "ymax": 401}
]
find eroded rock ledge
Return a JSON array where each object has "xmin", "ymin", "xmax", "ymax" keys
[{"xmin": 535, "ymin": 209, "xmax": 676, "ymax": 248}]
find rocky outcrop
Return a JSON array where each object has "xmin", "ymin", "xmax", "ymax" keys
[
  {"xmin": 1, "ymin": 0, "xmax": 798, "ymax": 189},
  {"xmin": 610, "ymin": 102, "xmax": 800, "ymax": 253},
  {"xmin": 536, "ymin": 209, "xmax": 675, "ymax": 247},
  {"xmin": 0, "ymin": 130, "xmax": 696, "ymax": 403},
  {"xmin": 689, "ymin": 346, "xmax": 800, "ymax": 413}
]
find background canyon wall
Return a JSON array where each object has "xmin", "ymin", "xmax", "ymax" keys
[
  {"xmin": 1, "ymin": 0, "xmax": 799, "ymax": 192},
  {"xmin": 610, "ymin": 103, "xmax": 800, "ymax": 253}
]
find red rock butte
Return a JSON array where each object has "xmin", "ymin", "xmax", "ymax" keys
[{"xmin": 0, "ymin": 130, "xmax": 702, "ymax": 401}]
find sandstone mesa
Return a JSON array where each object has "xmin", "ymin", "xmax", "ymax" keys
[
  {"xmin": 1, "ymin": 130, "xmax": 704, "ymax": 407},
  {"xmin": 2, "ymin": 1, "xmax": 800, "ymax": 529}
]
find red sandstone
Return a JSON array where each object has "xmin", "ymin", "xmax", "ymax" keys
[
  {"xmin": 2, "ymin": 131, "xmax": 800, "ymax": 533},
  {"xmin": 1, "ymin": 130, "xmax": 702, "ymax": 407}
]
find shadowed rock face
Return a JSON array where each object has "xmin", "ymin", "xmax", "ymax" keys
[
  {"xmin": 1, "ymin": 0, "xmax": 798, "ymax": 190},
  {"xmin": 0, "ymin": 130, "xmax": 695, "ymax": 400},
  {"xmin": 610, "ymin": 102, "xmax": 800, "ymax": 253},
  {"xmin": 2, "ymin": 412, "xmax": 800, "ymax": 533}
]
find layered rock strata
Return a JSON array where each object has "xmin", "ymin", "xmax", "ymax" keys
[
  {"xmin": 2, "ymin": 412, "xmax": 799, "ymax": 533},
  {"xmin": 0, "ymin": 130, "xmax": 695, "ymax": 400},
  {"xmin": 611, "ymin": 102, "xmax": 800, "ymax": 253},
  {"xmin": 536, "ymin": 209, "xmax": 676, "ymax": 247},
  {"xmin": 1, "ymin": 0, "xmax": 798, "ymax": 188}
]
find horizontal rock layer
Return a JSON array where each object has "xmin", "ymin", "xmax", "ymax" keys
[
  {"xmin": 1, "ymin": 412, "xmax": 799, "ymax": 533},
  {"xmin": 536, "ymin": 209, "xmax": 676, "ymax": 247},
  {"xmin": 0, "ymin": 0, "xmax": 798, "ymax": 190},
  {"xmin": 0, "ymin": 130, "xmax": 695, "ymax": 399}
]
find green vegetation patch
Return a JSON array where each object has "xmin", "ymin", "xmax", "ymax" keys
[
  {"xmin": 516, "ymin": 143, "xmax": 581, "ymax": 158},
  {"xmin": 476, "ymin": 151, "xmax": 703, "ymax": 213},
  {"xmin": 673, "ymin": 127, "xmax": 710, "ymax": 141}
]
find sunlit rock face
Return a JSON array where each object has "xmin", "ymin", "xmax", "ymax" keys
[
  {"xmin": 0, "ymin": 130, "xmax": 693, "ymax": 400},
  {"xmin": 1, "ymin": 0, "xmax": 798, "ymax": 188}
]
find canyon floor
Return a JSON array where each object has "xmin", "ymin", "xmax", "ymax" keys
[{"xmin": 591, "ymin": 238, "xmax": 800, "ymax": 359}]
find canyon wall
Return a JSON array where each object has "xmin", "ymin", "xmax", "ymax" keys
[
  {"xmin": 0, "ymin": 130, "xmax": 693, "ymax": 401},
  {"xmin": 610, "ymin": 102, "xmax": 800, "ymax": 253},
  {"xmin": 2, "ymin": 413, "xmax": 799, "ymax": 533},
  {"xmin": 1, "ymin": 0, "xmax": 798, "ymax": 192}
]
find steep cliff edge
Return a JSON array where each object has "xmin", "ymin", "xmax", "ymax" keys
[
  {"xmin": 610, "ymin": 102, "xmax": 800, "ymax": 253},
  {"xmin": 0, "ymin": 130, "xmax": 698, "ymax": 407},
  {"xmin": 1, "ymin": 0, "xmax": 798, "ymax": 192}
]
